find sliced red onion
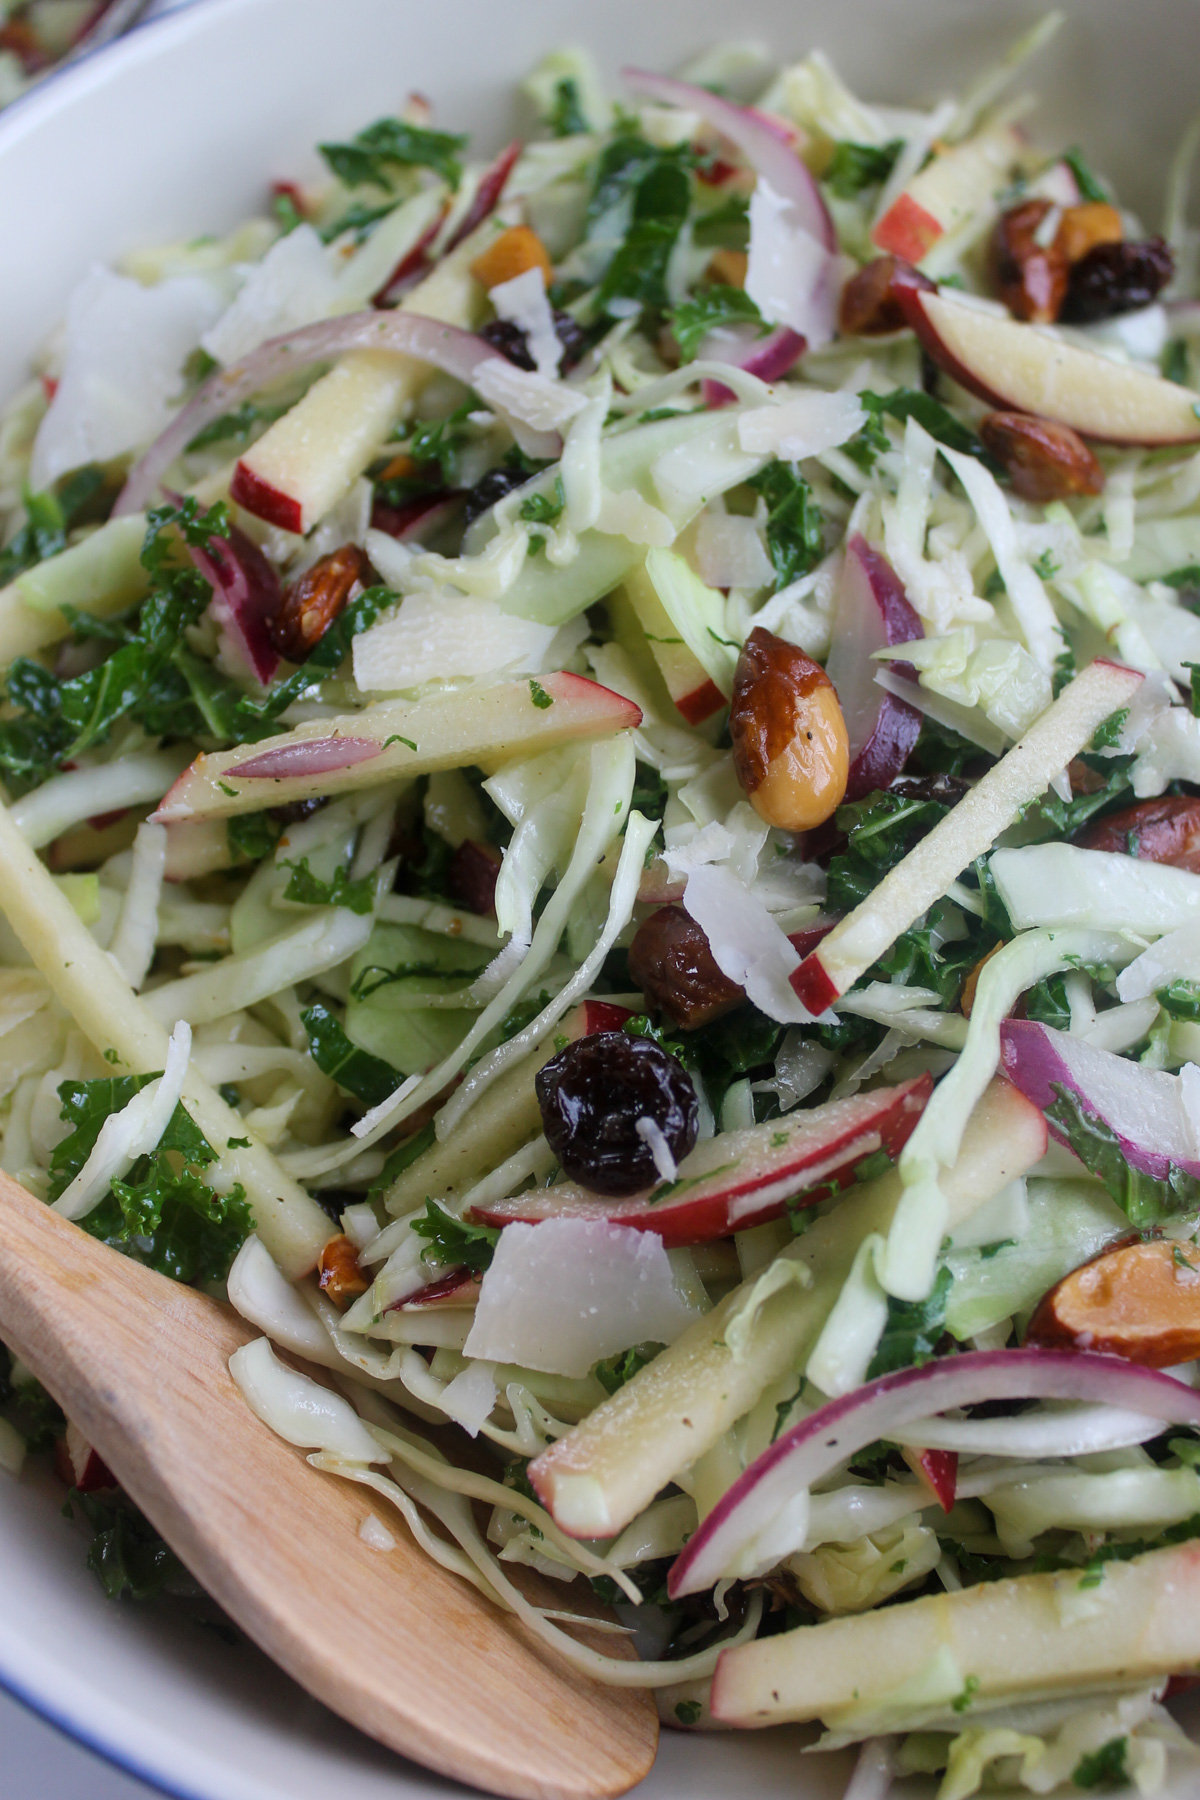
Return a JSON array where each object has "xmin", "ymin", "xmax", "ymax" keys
[
  {"xmin": 826, "ymin": 535, "xmax": 923, "ymax": 801},
  {"xmin": 114, "ymin": 312, "xmax": 561, "ymax": 519},
  {"xmin": 701, "ymin": 324, "xmax": 807, "ymax": 408},
  {"xmin": 397, "ymin": 1268, "xmax": 481, "ymax": 1309},
  {"xmin": 444, "ymin": 140, "xmax": 522, "ymax": 254},
  {"xmin": 1000, "ymin": 1018, "xmax": 1200, "ymax": 1183},
  {"xmin": 668, "ymin": 1348, "xmax": 1200, "ymax": 1596},
  {"xmin": 189, "ymin": 523, "xmax": 281, "ymax": 685},
  {"xmin": 375, "ymin": 141, "xmax": 521, "ymax": 305},
  {"xmin": 370, "ymin": 491, "xmax": 463, "ymax": 541},
  {"xmin": 234, "ymin": 737, "xmax": 383, "ymax": 780},
  {"xmin": 623, "ymin": 68, "xmax": 834, "ymax": 251}
]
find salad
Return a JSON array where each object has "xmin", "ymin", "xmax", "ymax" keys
[
  {"xmin": 0, "ymin": 1, "xmax": 138, "ymax": 108},
  {"xmin": 5, "ymin": 16, "xmax": 1200, "ymax": 1797}
]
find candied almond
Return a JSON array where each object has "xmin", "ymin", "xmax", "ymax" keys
[
  {"xmin": 1026, "ymin": 1237, "xmax": 1200, "ymax": 1366},
  {"xmin": 270, "ymin": 544, "xmax": 375, "ymax": 663},
  {"xmin": 730, "ymin": 628, "xmax": 849, "ymax": 832},
  {"xmin": 990, "ymin": 200, "xmax": 1069, "ymax": 323},
  {"xmin": 1077, "ymin": 796, "xmax": 1200, "ymax": 872},
  {"xmin": 707, "ymin": 249, "xmax": 749, "ymax": 289},
  {"xmin": 838, "ymin": 255, "xmax": 933, "ymax": 337},
  {"xmin": 471, "ymin": 224, "xmax": 552, "ymax": 291},
  {"xmin": 979, "ymin": 412, "xmax": 1105, "ymax": 503},
  {"xmin": 628, "ymin": 904, "xmax": 745, "ymax": 1030},
  {"xmin": 1057, "ymin": 201, "xmax": 1123, "ymax": 266},
  {"xmin": 318, "ymin": 1234, "xmax": 369, "ymax": 1307}
]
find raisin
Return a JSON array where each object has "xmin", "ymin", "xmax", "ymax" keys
[
  {"xmin": 270, "ymin": 544, "xmax": 375, "ymax": 663},
  {"xmin": 1076, "ymin": 795, "xmax": 1200, "ymax": 871},
  {"xmin": 535, "ymin": 1033, "xmax": 699, "ymax": 1196},
  {"xmin": 838, "ymin": 256, "xmax": 933, "ymax": 337},
  {"xmin": 979, "ymin": 412, "xmax": 1105, "ymax": 503},
  {"xmin": 990, "ymin": 200, "xmax": 1069, "ymax": 323},
  {"xmin": 1059, "ymin": 236, "xmax": 1174, "ymax": 323},
  {"xmin": 462, "ymin": 464, "xmax": 532, "ymax": 526},
  {"xmin": 628, "ymin": 904, "xmax": 745, "ymax": 1029},
  {"xmin": 478, "ymin": 311, "xmax": 588, "ymax": 374},
  {"xmin": 446, "ymin": 839, "xmax": 501, "ymax": 916},
  {"xmin": 269, "ymin": 796, "xmax": 329, "ymax": 825}
]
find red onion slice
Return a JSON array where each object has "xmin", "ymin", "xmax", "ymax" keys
[
  {"xmin": 115, "ymin": 312, "xmax": 562, "ymax": 519},
  {"xmin": 189, "ymin": 523, "xmax": 281, "ymax": 685},
  {"xmin": 826, "ymin": 535, "xmax": 923, "ymax": 800},
  {"xmin": 701, "ymin": 324, "xmax": 807, "ymax": 408},
  {"xmin": 234, "ymin": 737, "xmax": 383, "ymax": 779},
  {"xmin": 623, "ymin": 68, "xmax": 835, "ymax": 251},
  {"xmin": 1000, "ymin": 1018, "xmax": 1200, "ymax": 1183},
  {"xmin": 668, "ymin": 1348, "xmax": 1200, "ymax": 1596},
  {"xmin": 444, "ymin": 140, "xmax": 522, "ymax": 254}
]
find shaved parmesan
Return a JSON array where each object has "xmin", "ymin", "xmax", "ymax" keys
[
  {"xmin": 683, "ymin": 862, "xmax": 821, "ymax": 1025},
  {"xmin": 351, "ymin": 589, "xmax": 558, "ymax": 691},
  {"xmin": 745, "ymin": 181, "xmax": 838, "ymax": 348},
  {"xmin": 202, "ymin": 225, "xmax": 340, "ymax": 367},
  {"xmin": 228, "ymin": 1336, "xmax": 384, "ymax": 1463},
  {"xmin": 695, "ymin": 510, "xmax": 774, "ymax": 590},
  {"xmin": 463, "ymin": 1219, "xmax": 700, "ymax": 1376},
  {"xmin": 32, "ymin": 265, "xmax": 222, "ymax": 487},
  {"xmin": 489, "ymin": 266, "xmax": 561, "ymax": 381},
  {"xmin": 473, "ymin": 359, "xmax": 589, "ymax": 432},
  {"xmin": 737, "ymin": 388, "xmax": 865, "ymax": 461}
]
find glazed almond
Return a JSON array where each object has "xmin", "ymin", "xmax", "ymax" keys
[
  {"xmin": 837, "ymin": 255, "xmax": 932, "ymax": 337},
  {"xmin": 1078, "ymin": 796, "xmax": 1200, "ymax": 872},
  {"xmin": 318, "ymin": 1234, "xmax": 370, "ymax": 1307},
  {"xmin": 1057, "ymin": 201, "xmax": 1124, "ymax": 265},
  {"xmin": 990, "ymin": 199, "xmax": 1069, "ymax": 323},
  {"xmin": 980, "ymin": 411, "xmax": 1105, "ymax": 503},
  {"xmin": 270, "ymin": 544, "xmax": 375, "ymax": 663},
  {"xmin": 1026, "ymin": 1237, "xmax": 1200, "ymax": 1366},
  {"xmin": 628, "ymin": 904, "xmax": 745, "ymax": 1030},
  {"xmin": 730, "ymin": 627, "xmax": 849, "ymax": 832}
]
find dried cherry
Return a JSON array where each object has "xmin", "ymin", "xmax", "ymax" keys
[
  {"xmin": 535, "ymin": 1032, "xmax": 699, "ymax": 1196},
  {"xmin": 1076, "ymin": 795, "xmax": 1200, "ymax": 871},
  {"xmin": 478, "ymin": 310, "xmax": 588, "ymax": 374},
  {"xmin": 1059, "ymin": 236, "xmax": 1174, "ymax": 323},
  {"xmin": 462, "ymin": 464, "xmax": 534, "ymax": 526}
]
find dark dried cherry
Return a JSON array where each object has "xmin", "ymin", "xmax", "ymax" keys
[
  {"xmin": 446, "ymin": 839, "xmax": 502, "ymax": 916},
  {"xmin": 535, "ymin": 1032, "xmax": 699, "ymax": 1196},
  {"xmin": 462, "ymin": 464, "xmax": 533, "ymax": 526},
  {"xmin": 628, "ymin": 904, "xmax": 744, "ymax": 1029},
  {"xmin": 1059, "ymin": 236, "xmax": 1174, "ymax": 323},
  {"xmin": 478, "ymin": 311, "xmax": 589, "ymax": 374}
]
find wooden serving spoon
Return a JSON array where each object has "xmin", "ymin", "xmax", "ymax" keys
[{"xmin": 0, "ymin": 1175, "xmax": 659, "ymax": 1799}]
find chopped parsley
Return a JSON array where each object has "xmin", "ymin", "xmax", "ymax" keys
[
  {"xmin": 669, "ymin": 284, "xmax": 766, "ymax": 362},
  {"xmin": 319, "ymin": 117, "xmax": 468, "ymax": 190}
]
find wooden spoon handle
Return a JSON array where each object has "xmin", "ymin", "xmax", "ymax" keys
[{"xmin": 0, "ymin": 1175, "xmax": 657, "ymax": 1799}]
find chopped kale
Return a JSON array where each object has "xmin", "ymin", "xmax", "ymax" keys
[
  {"xmin": 1157, "ymin": 979, "xmax": 1200, "ymax": 1021},
  {"xmin": 747, "ymin": 461, "xmax": 824, "ymax": 589},
  {"xmin": 825, "ymin": 139, "xmax": 903, "ymax": 198},
  {"xmin": 186, "ymin": 400, "xmax": 289, "ymax": 451},
  {"xmin": 860, "ymin": 388, "xmax": 997, "ymax": 467},
  {"xmin": 1073, "ymin": 1739, "xmax": 1129, "ymax": 1790},
  {"xmin": 692, "ymin": 193, "xmax": 750, "ymax": 250},
  {"xmin": 1163, "ymin": 339, "xmax": 1190, "ymax": 386},
  {"xmin": 594, "ymin": 1344, "xmax": 662, "ymax": 1393},
  {"xmin": 549, "ymin": 76, "xmax": 589, "ymax": 137},
  {"xmin": 1047, "ymin": 1082, "xmax": 1200, "ymax": 1228},
  {"xmin": 410, "ymin": 1200, "xmax": 499, "ymax": 1271},
  {"xmin": 1024, "ymin": 973, "xmax": 1074, "ymax": 1031},
  {"xmin": 301, "ymin": 1002, "xmax": 404, "ymax": 1109},
  {"xmin": 867, "ymin": 1265, "xmax": 952, "ymax": 1378},
  {"xmin": 226, "ymin": 810, "xmax": 283, "ymax": 864},
  {"xmin": 239, "ymin": 583, "xmax": 396, "ymax": 723},
  {"xmin": 596, "ymin": 153, "xmax": 693, "ymax": 315},
  {"xmin": 282, "ymin": 856, "xmax": 376, "ymax": 914},
  {"xmin": 48, "ymin": 1073, "xmax": 252, "ymax": 1284},
  {"xmin": 669, "ymin": 284, "xmax": 766, "ymax": 362},
  {"xmin": 0, "ymin": 1343, "xmax": 65, "ymax": 1452},
  {"xmin": 370, "ymin": 1121, "xmax": 436, "ymax": 1199},
  {"xmin": 319, "ymin": 117, "xmax": 467, "ymax": 191},
  {"xmin": 74, "ymin": 1487, "xmax": 192, "ymax": 1602}
]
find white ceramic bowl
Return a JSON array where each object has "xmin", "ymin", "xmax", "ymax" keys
[{"xmin": 3, "ymin": 1, "xmax": 1200, "ymax": 1793}]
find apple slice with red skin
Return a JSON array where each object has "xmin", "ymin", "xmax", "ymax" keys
[
  {"xmin": 826, "ymin": 534, "xmax": 923, "ymax": 801},
  {"xmin": 791, "ymin": 659, "xmax": 1145, "ymax": 1013},
  {"xmin": 623, "ymin": 563, "xmax": 726, "ymax": 726},
  {"xmin": 54, "ymin": 1421, "xmax": 116, "ymax": 1493},
  {"xmin": 896, "ymin": 284, "xmax": 1200, "ymax": 447},
  {"xmin": 471, "ymin": 1075, "xmax": 931, "ymax": 1247},
  {"xmin": 903, "ymin": 1445, "xmax": 958, "ymax": 1512},
  {"xmin": 872, "ymin": 124, "xmax": 1024, "ymax": 264},
  {"xmin": 153, "ymin": 672, "xmax": 641, "ymax": 823}
]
